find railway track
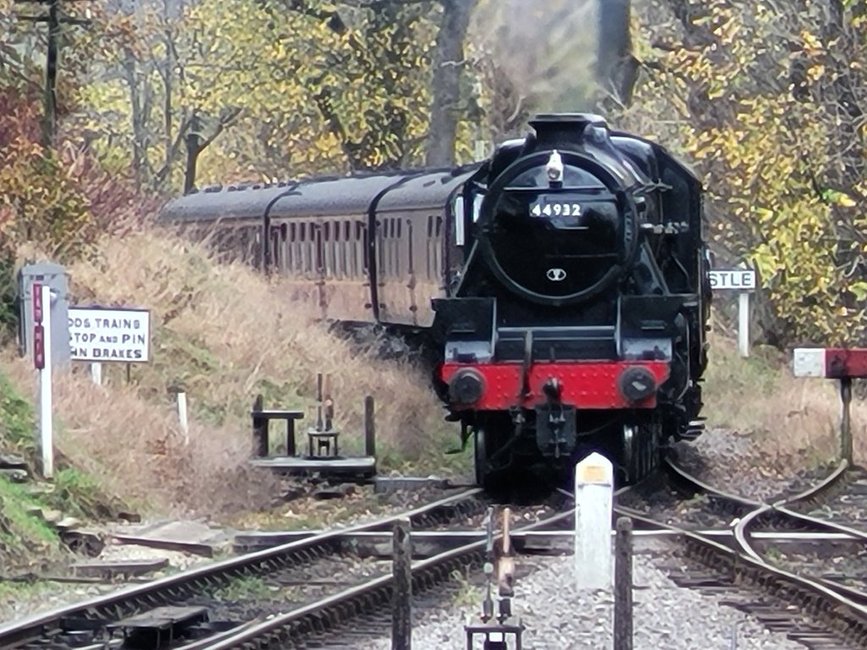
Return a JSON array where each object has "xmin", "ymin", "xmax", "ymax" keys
[
  {"xmin": 616, "ymin": 458, "xmax": 867, "ymax": 649},
  {"xmin": 0, "ymin": 488, "xmax": 492, "ymax": 649},
  {"xmin": 178, "ymin": 506, "xmax": 574, "ymax": 650}
]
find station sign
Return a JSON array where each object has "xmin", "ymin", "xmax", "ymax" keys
[
  {"xmin": 68, "ymin": 307, "xmax": 151, "ymax": 362},
  {"xmin": 709, "ymin": 269, "xmax": 756, "ymax": 290}
]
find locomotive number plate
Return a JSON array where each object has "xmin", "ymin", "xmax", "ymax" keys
[{"xmin": 529, "ymin": 196, "xmax": 582, "ymax": 218}]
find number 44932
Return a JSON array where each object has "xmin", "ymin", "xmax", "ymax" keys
[{"xmin": 530, "ymin": 201, "xmax": 582, "ymax": 218}]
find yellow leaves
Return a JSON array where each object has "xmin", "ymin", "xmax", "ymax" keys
[
  {"xmin": 712, "ymin": 14, "xmax": 740, "ymax": 45},
  {"xmin": 800, "ymin": 30, "xmax": 824, "ymax": 56},
  {"xmin": 806, "ymin": 65, "xmax": 825, "ymax": 82},
  {"xmin": 822, "ymin": 189, "xmax": 857, "ymax": 207}
]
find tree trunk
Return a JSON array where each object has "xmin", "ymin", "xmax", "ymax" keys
[
  {"xmin": 122, "ymin": 49, "xmax": 145, "ymax": 191},
  {"xmin": 426, "ymin": 0, "xmax": 478, "ymax": 167},
  {"xmin": 596, "ymin": 0, "xmax": 637, "ymax": 106}
]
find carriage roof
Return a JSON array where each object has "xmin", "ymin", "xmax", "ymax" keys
[{"xmin": 159, "ymin": 165, "xmax": 480, "ymax": 223}]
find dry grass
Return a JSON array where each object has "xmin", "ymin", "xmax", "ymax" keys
[
  {"xmin": 4, "ymin": 229, "xmax": 461, "ymax": 519},
  {"xmin": 702, "ymin": 332, "xmax": 866, "ymax": 466}
]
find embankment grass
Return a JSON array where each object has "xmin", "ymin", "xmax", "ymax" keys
[
  {"xmin": 4, "ymin": 229, "xmax": 464, "ymax": 519},
  {"xmin": 701, "ymin": 333, "xmax": 865, "ymax": 466}
]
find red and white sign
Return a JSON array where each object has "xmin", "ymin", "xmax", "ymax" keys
[{"xmin": 793, "ymin": 348, "xmax": 867, "ymax": 379}]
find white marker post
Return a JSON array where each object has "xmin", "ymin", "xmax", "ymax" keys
[
  {"xmin": 90, "ymin": 362, "xmax": 102, "ymax": 386},
  {"xmin": 738, "ymin": 291, "xmax": 750, "ymax": 358},
  {"xmin": 708, "ymin": 269, "xmax": 756, "ymax": 358},
  {"xmin": 177, "ymin": 390, "xmax": 189, "ymax": 444},
  {"xmin": 34, "ymin": 283, "xmax": 54, "ymax": 479},
  {"xmin": 574, "ymin": 452, "xmax": 613, "ymax": 590}
]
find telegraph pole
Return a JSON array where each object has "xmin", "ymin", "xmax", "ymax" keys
[{"xmin": 15, "ymin": 0, "xmax": 89, "ymax": 148}]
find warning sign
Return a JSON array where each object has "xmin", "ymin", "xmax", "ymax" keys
[{"xmin": 68, "ymin": 307, "xmax": 150, "ymax": 362}]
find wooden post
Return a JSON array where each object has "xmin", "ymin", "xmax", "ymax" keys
[
  {"xmin": 614, "ymin": 516, "xmax": 634, "ymax": 650},
  {"xmin": 392, "ymin": 518, "xmax": 412, "ymax": 650},
  {"xmin": 840, "ymin": 377, "xmax": 853, "ymax": 465},
  {"xmin": 252, "ymin": 394, "xmax": 267, "ymax": 458},
  {"xmin": 315, "ymin": 373, "xmax": 324, "ymax": 431},
  {"xmin": 365, "ymin": 396, "xmax": 376, "ymax": 458}
]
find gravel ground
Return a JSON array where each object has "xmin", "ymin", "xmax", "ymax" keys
[
  {"xmin": 360, "ymin": 539, "xmax": 811, "ymax": 650},
  {"xmin": 673, "ymin": 428, "xmax": 832, "ymax": 502}
]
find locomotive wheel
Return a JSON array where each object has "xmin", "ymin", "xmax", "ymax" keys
[
  {"xmin": 473, "ymin": 414, "xmax": 512, "ymax": 491},
  {"xmin": 622, "ymin": 423, "xmax": 660, "ymax": 483}
]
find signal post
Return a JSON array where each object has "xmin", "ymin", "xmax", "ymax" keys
[{"xmin": 793, "ymin": 347, "xmax": 867, "ymax": 465}]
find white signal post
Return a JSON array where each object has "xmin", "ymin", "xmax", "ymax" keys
[
  {"xmin": 739, "ymin": 291, "xmax": 750, "ymax": 358},
  {"xmin": 574, "ymin": 452, "xmax": 613, "ymax": 590},
  {"xmin": 35, "ymin": 283, "xmax": 54, "ymax": 479}
]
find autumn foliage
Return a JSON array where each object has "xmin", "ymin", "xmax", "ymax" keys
[
  {"xmin": 625, "ymin": 0, "xmax": 867, "ymax": 346},
  {"xmin": 3, "ymin": 0, "xmax": 866, "ymax": 349}
]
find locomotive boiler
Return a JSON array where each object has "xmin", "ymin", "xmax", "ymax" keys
[{"xmin": 160, "ymin": 113, "xmax": 711, "ymax": 489}]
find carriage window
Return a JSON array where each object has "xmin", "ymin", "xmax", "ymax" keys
[
  {"xmin": 315, "ymin": 224, "xmax": 323, "ymax": 272},
  {"xmin": 362, "ymin": 223, "xmax": 369, "ymax": 273}
]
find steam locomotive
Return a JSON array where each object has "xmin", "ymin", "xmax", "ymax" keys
[{"xmin": 160, "ymin": 113, "xmax": 711, "ymax": 489}]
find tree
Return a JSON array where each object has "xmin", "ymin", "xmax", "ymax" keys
[
  {"xmin": 426, "ymin": 0, "xmax": 478, "ymax": 167},
  {"xmin": 624, "ymin": 0, "xmax": 867, "ymax": 345},
  {"xmin": 596, "ymin": 0, "xmax": 637, "ymax": 107}
]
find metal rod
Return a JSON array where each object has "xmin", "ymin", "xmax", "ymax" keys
[{"xmin": 324, "ymin": 373, "xmax": 333, "ymax": 430}]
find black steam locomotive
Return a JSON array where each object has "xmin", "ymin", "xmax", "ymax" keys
[{"xmin": 160, "ymin": 113, "xmax": 711, "ymax": 488}]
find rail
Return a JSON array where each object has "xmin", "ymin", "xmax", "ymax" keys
[{"xmin": 0, "ymin": 488, "xmax": 485, "ymax": 648}]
